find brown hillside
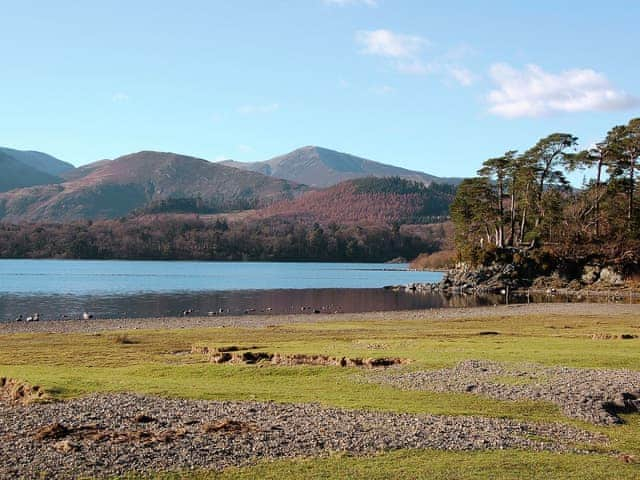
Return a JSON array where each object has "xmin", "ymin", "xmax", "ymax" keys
[
  {"xmin": 0, "ymin": 151, "xmax": 305, "ymax": 222},
  {"xmin": 252, "ymin": 177, "xmax": 454, "ymax": 226}
]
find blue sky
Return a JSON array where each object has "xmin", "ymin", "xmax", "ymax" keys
[{"xmin": 1, "ymin": 1, "xmax": 639, "ymax": 177}]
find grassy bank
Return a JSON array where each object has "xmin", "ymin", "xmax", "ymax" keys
[{"xmin": 2, "ymin": 307, "xmax": 640, "ymax": 478}]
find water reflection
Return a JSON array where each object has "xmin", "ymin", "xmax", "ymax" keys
[
  {"xmin": 0, "ymin": 288, "xmax": 495, "ymax": 321},
  {"xmin": 1, "ymin": 289, "xmax": 636, "ymax": 322}
]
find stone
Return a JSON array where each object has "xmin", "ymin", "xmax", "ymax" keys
[
  {"xmin": 598, "ymin": 267, "xmax": 624, "ymax": 286},
  {"xmin": 581, "ymin": 265, "xmax": 600, "ymax": 285},
  {"xmin": 53, "ymin": 440, "xmax": 79, "ymax": 454}
]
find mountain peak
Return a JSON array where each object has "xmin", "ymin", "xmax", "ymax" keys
[{"xmin": 226, "ymin": 146, "xmax": 461, "ymax": 188}]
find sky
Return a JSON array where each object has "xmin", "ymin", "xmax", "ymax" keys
[{"xmin": 1, "ymin": 1, "xmax": 639, "ymax": 178}]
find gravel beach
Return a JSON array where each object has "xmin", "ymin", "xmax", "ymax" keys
[
  {"xmin": 369, "ymin": 360, "xmax": 640, "ymax": 425},
  {"xmin": 1, "ymin": 302, "xmax": 640, "ymax": 335},
  {"xmin": 0, "ymin": 393, "xmax": 606, "ymax": 479}
]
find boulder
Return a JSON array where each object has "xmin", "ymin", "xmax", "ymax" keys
[
  {"xmin": 581, "ymin": 265, "xmax": 600, "ymax": 285},
  {"xmin": 598, "ymin": 267, "xmax": 624, "ymax": 286}
]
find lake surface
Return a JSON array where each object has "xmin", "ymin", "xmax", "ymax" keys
[
  {"xmin": 0, "ymin": 260, "xmax": 449, "ymax": 320},
  {"xmin": 1, "ymin": 260, "xmax": 631, "ymax": 321},
  {"xmin": 0, "ymin": 260, "xmax": 442, "ymax": 295}
]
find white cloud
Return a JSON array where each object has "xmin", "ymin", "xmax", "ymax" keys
[
  {"xmin": 487, "ymin": 63, "xmax": 639, "ymax": 118},
  {"xmin": 111, "ymin": 92, "xmax": 129, "ymax": 102},
  {"xmin": 395, "ymin": 59, "xmax": 434, "ymax": 75},
  {"xmin": 447, "ymin": 66, "xmax": 476, "ymax": 86},
  {"xmin": 238, "ymin": 144, "xmax": 254, "ymax": 153},
  {"xmin": 369, "ymin": 85, "xmax": 395, "ymax": 95},
  {"xmin": 325, "ymin": 0, "xmax": 377, "ymax": 6},
  {"xmin": 237, "ymin": 103, "xmax": 280, "ymax": 115},
  {"xmin": 356, "ymin": 29, "xmax": 428, "ymax": 59},
  {"xmin": 355, "ymin": 29, "xmax": 475, "ymax": 87},
  {"xmin": 214, "ymin": 155, "xmax": 230, "ymax": 162}
]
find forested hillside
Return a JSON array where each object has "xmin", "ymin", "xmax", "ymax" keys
[{"xmin": 256, "ymin": 177, "xmax": 455, "ymax": 225}]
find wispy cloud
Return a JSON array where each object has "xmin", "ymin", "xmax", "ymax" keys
[
  {"xmin": 238, "ymin": 144, "xmax": 254, "ymax": 153},
  {"xmin": 447, "ymin": 66, "xmax": 476, "ymax": 87},
  {"xmin": 325, "ymin": 0, "xmax": 377, "ymax": 6},
  {"xmin": 355, "ymin": 29, "xmax": 476, "ymax": 87},
  {"xmin": 395, "ymin": 59, "xmax": 433, "ymax": 75},
  {"xmin": 237, "ymin": 103, "xmax": 280, "ymax": 115},
  {"xmin": 356, "ymin": 29, "xmax": 428, "ymax": 58},
  {"xmin": 369, "ymin": 85, "xmax": 395, "ymax": 95},
  {"xmin": 111, "ymin": 92, "xmax": 129, "ymax": 102},
  {"xmin": 487, "ymin": 63, "xmax": 639, "ymax": 118}
]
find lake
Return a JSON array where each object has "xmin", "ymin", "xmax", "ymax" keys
[
  {"xmin": 0, "ymin": 259, "xmax": 455, "ymax": 320},
  {"xmin": 1, "ymin": 260, "xmax": 627, "ymax": 321}
]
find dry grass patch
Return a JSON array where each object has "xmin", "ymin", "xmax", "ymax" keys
[{"xmin": 0, "ymin": 377, "xmax": 49, "ymax": 404}]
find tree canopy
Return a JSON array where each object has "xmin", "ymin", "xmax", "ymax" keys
[{"xmin": 451, "ymin": 118, "xmax": 640, "ymax": 267}]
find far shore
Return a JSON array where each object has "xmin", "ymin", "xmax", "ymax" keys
[{"xmin": 2, "ymin": 303, "xmax": 640, "ymax": 335}]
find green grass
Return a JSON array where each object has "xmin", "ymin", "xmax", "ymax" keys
[
  {"xmin": 2, "ymin": 311, "xmax": 640, "ymax": 479},
  {"xmin": 121, "ymin": 450, "xmax": 640, "ymax": 480}
]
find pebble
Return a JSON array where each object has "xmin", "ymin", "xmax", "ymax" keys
[
  {"xmin": 0, "ymin": 393, "xmax": 605, "ymax": 479},
  {"xmin": 369, "ymin": 359, "xmax": 640, "ymax": 425}
]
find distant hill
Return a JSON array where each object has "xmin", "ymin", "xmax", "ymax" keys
[
  {"xmin": 222, "ymin": 146, "xmax": 462, "ymax": 187},
  {"xmin": 0, "ymin": 147, "xmax": 74, "ymax": 176},
  {"xmin": 60, "ymin": 159, "xmax": 111, "ymax": 181},
  {"xmin": 0, "ymin": 151, "xmax": 306, "ymax": 222},
  {"xmin": 252, "ymin": 177, "xmax": 455, "ymax": 226},
  {"xmin": 0, "ymin": 150, "xmax": 62, "ymax": 193}
]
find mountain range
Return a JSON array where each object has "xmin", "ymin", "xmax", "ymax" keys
[
  {"xmin": 0, "ymin": 146, "xmax": 461, "ymax": 223},
  {"xmin": 222, "ymin": 146, "xmax": 461, "ymax": 188},
  {"xmin": 0, "ymin": 151, "xmax": 305, "ymax": 222},
  {"xmin": 0, "ymin": 148, "xmax": 74, "ymax": 193}
]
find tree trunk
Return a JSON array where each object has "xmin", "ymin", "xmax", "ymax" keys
[
  {"xmin": 595, "ymin": 159, "xmax": 602, "ymax": 238},
  {"xmin": 519, "ymin": 204, "xmax": 527, "ymax": 245},
  {"xmin": 629, "ymin": 160, "xmax": 635, "ymax": 227},
  {"xmin": 497, "ymin": 179, "xmax": 504, "ymax": 248}
]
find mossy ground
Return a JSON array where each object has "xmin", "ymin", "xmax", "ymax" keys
[{"xmin": 2, "ymin": 310, "xmax": 640, "ymax": 479}]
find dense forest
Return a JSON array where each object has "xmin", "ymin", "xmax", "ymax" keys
[
  {"xmin": 451, "ymin": 117, "xmax": 640, "ymax": 275},
  {"xmin": 0, "ymin": 216, "xmax": 443, "ymax": 262},
  {"xmin": 257, "ymin": 178, "xmax": 455, "ymax": 225}
]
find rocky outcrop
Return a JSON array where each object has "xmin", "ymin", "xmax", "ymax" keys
[
  {"xmin": 399, "ymin": 262, "xmax": 527, "ymax": 294},
  {"xmin": 398, "ymin": 257, "xmax": 629, "ymax": 295}
]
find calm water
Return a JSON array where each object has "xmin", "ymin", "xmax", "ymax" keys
[
  {"xmin": 0, "ymin": 260, "xmax": 630, "ymax": 321},
  {"xmin": 0, "ymin": 260, "xmax": 442, "ymax": 294},
  {"xmin": 0, "ymin": 260, "xmax": 448, "ymax": 320}
]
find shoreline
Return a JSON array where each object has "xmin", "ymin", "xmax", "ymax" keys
[{"xmin": 2, "ymin": 302, "xmax": 640, "ymax": 335}]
